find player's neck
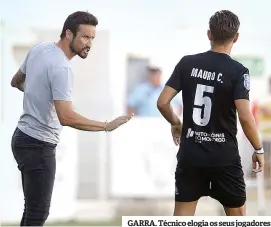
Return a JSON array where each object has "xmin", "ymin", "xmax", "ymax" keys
[
  {"xmin": 56, "ymin": 40, "xmax": 75, "ymax": 60},
  {"xmin": 210, "ymin": 44, "xmax": 232, "ymax": 55}
]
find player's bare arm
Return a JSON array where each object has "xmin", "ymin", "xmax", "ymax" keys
[
  {"xmin": 54, "ymin": 100, "xmax": 133, "ymax": 132},
  {"xmin": 157, "ymin": 86, "xmax": 182, "ymax": 145},
  {"xmin": 157, "ymin": 86, "xmax": 180, "ymax": 125},
  {"xmin": 11, "ymin": 69, "xmax": 25, "ymax": 92},
  {"xmin": 235, "ymin": 99, "xmax": 265, "ymax": 172}
]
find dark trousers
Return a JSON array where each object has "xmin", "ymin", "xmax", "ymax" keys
[{"xmin": 11, "ymin": 128, "xmax": 57, "ymax": 226}]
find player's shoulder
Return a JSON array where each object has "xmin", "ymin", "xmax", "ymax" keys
[
  {"xmin": 176, "ymin": 51, "xmax": 212, "ymax": 64},
  {"xmin": 184, "ymin": 51, "xmax": 213, "ymax": 58},
  {"xmin": 226, "ymin": 59, "xmax": 250, "ymax": 93},
  {"xmin": 228, "ymin": 59, "xmax": 250, "ymax": 88},
  {"xmin": 229, "ymin": 58, "xmax": 248, "ymax": 74},
  {"xmin": 172, "ymin": 53, "xmax": 206, "ymax": 73},
  {"xmin": 177, "ymin": 53, "xmax": 200, "ymax": 61},
  {"xmin": 173, "ymin": 54, "xmax": 196, "ymax": 68}
]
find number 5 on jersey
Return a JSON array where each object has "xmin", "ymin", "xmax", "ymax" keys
[{"xmin": 192, "ymin": 84, "xmax": 214, "ymax": 126}]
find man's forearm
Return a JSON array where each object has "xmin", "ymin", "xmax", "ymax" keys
[
  {"xmin": 157, "ymin": 103, "xmax": 180, "ymax": 125},
  {"xmin": 239, "ymin": 117, "xmax": 262, "ymax": 150},
  {"xmin": 61, "ymin": 110, "xmax": 106, "ymax": 131}
]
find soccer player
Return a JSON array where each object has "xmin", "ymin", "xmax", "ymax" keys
[
  {"xmin": 157, "ymin": 10, "xmax": 265, "ymax": 216},
  {"xmin": 10, "ymin": 11, "xmax": 133, "ymax": 226}
]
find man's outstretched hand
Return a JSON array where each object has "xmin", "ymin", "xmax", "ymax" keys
[{"xmin": 105, "ymin": 113, "xmax": 134, "ymax": 132}]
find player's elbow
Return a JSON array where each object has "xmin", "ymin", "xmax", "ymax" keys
[
  {"xmin": 235, "ymin": 99, "xmax": 255, "ymax": 124},
  {"xmin": 157, "ymin": 87, "xmax": 176, "ymax": 111},
  {"xmin": 157, "ymin": 102, "xmax": 165, "ymax": 111},
  {"xmin": 58, "ymin": 116, "xmax": 70, "ymax": 126},
  {"xmin": 157, "ymin": 98, "xmax": 168, "ymax": 111},
  {"xmin": 58, "ymin": 110, "xmax": 76, "ymax": 126}
]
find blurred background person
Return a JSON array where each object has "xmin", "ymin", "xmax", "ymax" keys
[{"xmin": 127, "ymin": 67, "xmax": 182, "ymax": 117}]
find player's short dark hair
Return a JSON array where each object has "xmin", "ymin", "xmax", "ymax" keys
[
  {"xmin": 60, "ymin": 11, "xmax": 98, "ymax": 39},
  {"xmin": 209, "ymin": 10, "xmax": 240, "ymax": 43}
]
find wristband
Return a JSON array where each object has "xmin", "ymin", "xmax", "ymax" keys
[{"xmin": 255, "ymin": 148, "xmax": 264, "ymax": 154}]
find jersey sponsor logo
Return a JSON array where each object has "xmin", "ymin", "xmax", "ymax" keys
[
  {"xmin": 186, "ymin": 128, "xmax": 194, "ymax": 138},
  {"xmin": 243, "ymin": 73, "xmax": 250, "ymax": 90},
  {"xmin": 185, "ymin": 128, "xmax": 226, "ymax": 143}
]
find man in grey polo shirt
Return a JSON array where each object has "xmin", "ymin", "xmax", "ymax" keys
[{"xmin": 10, "ymin": 11, "xmax": 133, "ymax": 226}]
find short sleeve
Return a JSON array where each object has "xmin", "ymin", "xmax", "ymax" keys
[
  {"xmin": 20, "ymin": 52, "xmax": 29, "ymax": 74},
  {"xmin": 50, "ymin": 67, "xmax": 74, "ymax": 101},
  {"xmin": 165, "ymin": 57, "xmax": 185, "ymax": 92},
  {"xmin": 233, "ymin": 68, "xmax": 250, "ymax": 100}
]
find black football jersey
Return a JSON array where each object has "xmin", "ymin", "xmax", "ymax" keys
[{"xmin": 166, "ymin": 51, "xmax": 250, "ymax": 166}]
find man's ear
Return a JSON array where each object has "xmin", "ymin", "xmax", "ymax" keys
[
  {"xmin": 207, "ymin": 30, "xmax": 212, "ymax": 41},
  {"xmin": 233, "ymin": 33, "xmax": 239, "ymax": 43},
  {"xmin": 66, "ymin": 29, "xmax": 73, "ymax": 41}
]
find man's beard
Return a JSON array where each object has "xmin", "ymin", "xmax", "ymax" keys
[{"xmin": 69, "ymin": 40, "xmax": 88, "ymax": 59}]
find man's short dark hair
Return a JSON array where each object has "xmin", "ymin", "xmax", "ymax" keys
[
  {"xmin": 60, "ymin": 11, "xmax": 98, "ymax": 39},
  {"xmin": 209, "ymin": 10, "xmax": 240, "ymax": 43}
]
